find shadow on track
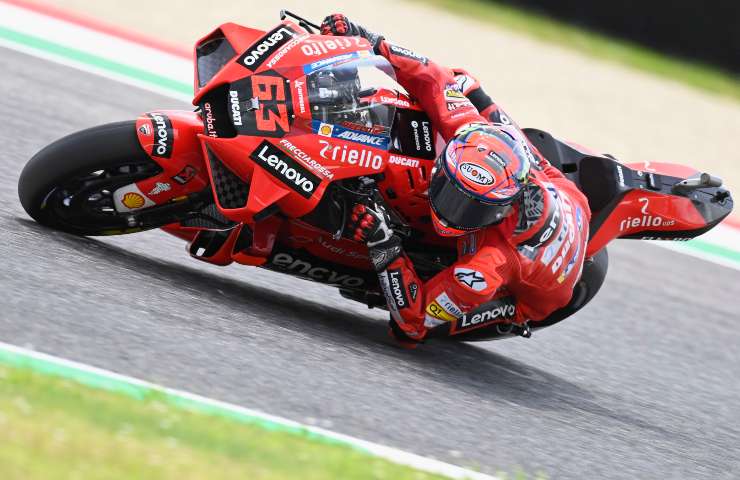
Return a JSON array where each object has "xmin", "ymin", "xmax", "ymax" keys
[{"xmin": 14, "ymin": 218, "xmax": 670, "ymax": 435}]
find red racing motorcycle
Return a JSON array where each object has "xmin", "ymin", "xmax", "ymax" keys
[{"xmin": 18, "ymin": 11, "xmax": 733, "ymax": 341}]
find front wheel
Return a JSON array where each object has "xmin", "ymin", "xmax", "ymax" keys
[{"xmin": 18, "ymin": 121, "xmax": 203, "ymax": 236}]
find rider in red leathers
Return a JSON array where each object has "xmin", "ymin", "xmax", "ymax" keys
[{"xmin": 322, "ymin": 15, "xmax": 593, "ymax": 346}]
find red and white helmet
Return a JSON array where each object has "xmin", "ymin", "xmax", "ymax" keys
[{"xmin": 428, "ymin": 124, "xmax": 534, "ymax": 236}]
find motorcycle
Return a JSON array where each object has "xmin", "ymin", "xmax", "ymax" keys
[{"xmin": 18, "ymin": 11, "xmax": 734, "ymax": 341}]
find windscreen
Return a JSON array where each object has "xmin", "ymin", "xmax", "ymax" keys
[{"xmin": 305, "ymin": 55, "xmax": 399, "ymax": 145}]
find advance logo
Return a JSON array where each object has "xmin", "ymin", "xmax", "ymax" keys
[
  {"xmin": 250, "ymin": 141, "xmax": 321, "ymax": 199},
  {"xmin": 146, "ymin": 112, "xmax": 173, "ymax": 158},
  {"xmin": 238, "ymin": 25, "xmax": 299, "ymax": 72}
]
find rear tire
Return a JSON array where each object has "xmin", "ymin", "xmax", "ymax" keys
[{"xmin": 18, "ymin": 121, "xmax": 168, "ymax": 236}]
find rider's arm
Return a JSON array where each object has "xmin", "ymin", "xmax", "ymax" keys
[{"xmin": 372, "ymin": 40, "xmax": 488, "ymax": 141}]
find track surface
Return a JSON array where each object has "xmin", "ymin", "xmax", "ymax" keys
[{"xmin": 2, "ymin": 49, "xmax": 739, "ymax": 479}]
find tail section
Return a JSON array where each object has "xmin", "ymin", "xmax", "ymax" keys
[{"xmin": 585, "ymin": 159, "xmax": 733, "ymax": 256}]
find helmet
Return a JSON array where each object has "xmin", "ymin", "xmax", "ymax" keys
[{"xmin": 428, "ymin": 124, "xmax": 533, "ymax": 237}]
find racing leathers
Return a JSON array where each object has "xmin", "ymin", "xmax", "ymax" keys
[{"xmin": 326, "ymin": 18, "xmax": 592, "ymax": 342}]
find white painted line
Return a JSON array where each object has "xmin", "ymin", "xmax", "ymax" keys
[{"xmin": 0, "ymin": 341, "xmax": 498, "ymax": 480}]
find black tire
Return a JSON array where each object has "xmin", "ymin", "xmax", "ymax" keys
[{"xmin": 18, "ymin": 121, "xmax": 169, "ymax": 236}]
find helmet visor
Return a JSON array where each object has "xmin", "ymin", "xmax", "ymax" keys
[{"xmin": 429, "ymin": 163, "xmax": 514, "ymax": 230}]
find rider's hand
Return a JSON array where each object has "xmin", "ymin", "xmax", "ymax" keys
[
  {"xmin": 347, "ymin": 202, "xmax": 393, "ymax": 247},
  {"xmin": 320, "ymin": 14, "xmax": 384, "ymax": 51},
  {"xmin": 347, "ymin": 200, "xmax": 403, "ymax": 271}
]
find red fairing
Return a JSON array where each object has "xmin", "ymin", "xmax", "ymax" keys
[{"xmin": 133, "ymin": 111, "xmax": 209, "ymax": 206}]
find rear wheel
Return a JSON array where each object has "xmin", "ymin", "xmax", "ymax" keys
[{"xmin": 18, "ymin": 121, "xmax": 205, "ymax": 236}]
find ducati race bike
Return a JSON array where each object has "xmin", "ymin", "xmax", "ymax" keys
[{"xmin": 18, "ymin": 11, "xmax": 734, "ymax": 341}]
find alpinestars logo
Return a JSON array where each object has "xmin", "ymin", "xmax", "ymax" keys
[
  {"xmin": 389, "ymin": 44, "xmax": 428, "ymax": 65},
  {"xmin": 250, "ymin": 141, "xmax": 321, "ymax": 199},
  {"xmin": 238, "ymin": 25, "xmax": 299, "ymax": 71},
  {"xmin": 147, "ymin": 113, "xmax": 173, "ymax": 158},
  {"xmin": 454, "ymin": 268, "xmax": 487, "ymax": 292},
  {"xmin": 388, "ymin": 269, "xmax": 409, "ymax": 310}
]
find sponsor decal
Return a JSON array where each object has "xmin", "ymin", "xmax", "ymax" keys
[
  {"xmin": 389, "ymin": 155, "xmax": 419, "ymax": 168},
  {"xmin": 616, "ymin": 164, "xmax": 626, "ymax": 187},
  {"xmin": 316, "ymin": 236, "xmax": 368, "ymax": 260},
  {"xmin": 148, "ymin": 182, "xmax": 171, "ymax": 196},
  {"xmin": 303, "ymin": 52, "xmax": 355, "ymax": 74},
  {"xmin": 172, "ymin": 165, "xmax": 198, "ymax": 185},
  {"xmin": 576, "ymin": 207, "xmax": 583, "ymax": 231},
  {"xmin": 300, "ymin": 37, "xmax": 364, "ymax": 57},
  {"xmin": 318, "ymin": 140, "xmax": 384, "ymax": 170},
  {"xmin": 250, "ymin": 140, "xmax": 321, "ymax": 199},
  {"xmin": 446, "ymin": 101, "xmax": 472, "ymax": 112},
  {"xmin": 203, "ymin": 102, "xmax": 217, "ymax": 138},
  {"xmin": 279, "ymin": 138, "xmax": 333, "ymax": 179},
  {"xmin": 409, "ymin": 283, "xmax": 418, "ymax": 302},
  {"xmin": 558, "ymin": 243, "xmax": 581, "ymax": 284},
  {"xmin": 641, "ymin": 236, "xmax": 691, "ymax": 241},
  {"xmin": 378, "ymin": 271, "xmax": 403, "ymax": 323},
  {"xmin": 318, "ymin": 123, "xmax": 334, "ymax": 137},
  {"xmin": 459, "ymin": 162, "xmax": 494, "ymax": 186},
  {"xmin": 410, "ymin": 120, "xmax": 433, "ymax": 154},
  {"xmin": 444, "ymin": 85, "xmax": 467, "ymax": 101},
  {"xmin": 426, "ymin": 301, "xmax": 456, "ymax": 322},
  {"xmin": 388, "ymin": 269, "xmax": 409, "ymax": 310},
  {"xmin": 122, "ymin": 192, "xmax": 145, "ymax": 209},
  {"xmin": 336, "ymin": 130, "xmax": 387, "ymax": 147},
  {"xmin": 619, "ymin": 197, "xmax": 675, "ymax": 232},
  {"xmin": 551, "ymin": 195, "xmax": 577, "ymax": 274},
  {"xmin": 138, "ymin": 124, "xmax": 151, "ymax": 136},
  {"xmin": 339, "ymin": 121, "xmax": 388, "ymax": 136},
  {"xmin": 265, "ymin": 33, "xmax": 306, "ymax": 69},
  {"xmin": 147, "ymin": 113, "xmax": 173, "ymax": 158},
  {"xmin": 232, "ymin": 72, "xmax": 293, "ymax": 137},
  {"xmin": 293, "ymin": 79, "xmax": 307, "ymax": 114},
  {"xmin": 380, "ymin": 96, "xmax": 411, "ymax": 108},
  {"xmin": 229, "ymin": 90, "xmax": 242, "ymax": 126},
  {"xmin": 271, "ymin": 252, "xmax": 365, "ymax": 287},
  {"xmin": 435, "ymin": 292, "xmax": 463, "ymax": 318},
  {"xmin": 388, "ymin": 44, "xmax": 428, "ymax": 65},
  {"xmin": 454, "ymin": 268, "xmax": 487, "ymax": 292},
  {"xmin": 457, "ymin": 298, "xmax": 516, "ymax": 330},
  {"xmin": 238, "ymin": 25, "xmax": 299, "ymax": 71}
]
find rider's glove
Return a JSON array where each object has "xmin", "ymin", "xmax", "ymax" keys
[
  {"xmin": 321, "ymin": 14, "xmax": 385, "ymax": 52},
  {"xmin": 347, "ymin": 202, "xmax": 402, "ymax": 271}
]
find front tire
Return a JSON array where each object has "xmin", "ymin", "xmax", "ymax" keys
[{"xmin": 18, "ymin": 121, "xmax": 188, "ymax": 236}]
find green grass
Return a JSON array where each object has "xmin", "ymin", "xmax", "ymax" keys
[
  {"xmin": 0, "ymin": 364, "xmax": 456, "ymax": 480},
  {"xmin": 416, "ymin": 0, "xmax": 740, "ymax": 101}
]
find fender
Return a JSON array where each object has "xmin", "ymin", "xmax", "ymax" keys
[{"xmin": 132, "ymin": 110, "xmax": 210, "ymax": 207}]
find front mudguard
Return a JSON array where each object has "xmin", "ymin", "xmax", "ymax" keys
[{"xmin": 130, "ymin": 110, "xmax": 210, "ymax": 206}]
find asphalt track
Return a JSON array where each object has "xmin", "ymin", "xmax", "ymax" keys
[{"xmin": 1, "ymin": 48, "xmax": 739, "ymax": 479}]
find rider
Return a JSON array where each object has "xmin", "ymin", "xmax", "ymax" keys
[{"xmin": 321, "ymin": 14, "xmax": 592, "ymax": 346}]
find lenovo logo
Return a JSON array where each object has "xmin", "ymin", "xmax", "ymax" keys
[
  {"xmin": 239, "ymin": 25, "xmax": 299, "ymax": 71},
  {"xmin": 250, "ymin": 141, "xmax": 321, "ymax": 199}
]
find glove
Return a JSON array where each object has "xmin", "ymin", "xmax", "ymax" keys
[
  {"xmin": 321, "ymin": 13, "xmax": 384, "ymax": 52},
  {"xmin": 347, "ymin": 201, "xmax": 402, "ymax": 271}
]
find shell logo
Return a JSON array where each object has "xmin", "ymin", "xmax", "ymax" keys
[
  {"xmin": 122, "ymin": 192, "xmax": 145, "ymax": 209},
  {"xmin": 318, "ymin": 123, "xmax": 334, "ymax": 137}
]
